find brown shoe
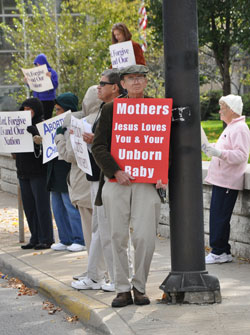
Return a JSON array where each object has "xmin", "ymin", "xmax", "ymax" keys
[
  {"xmin": 111, "ymin": 292, "xmax": 133, "ymax": 308},
  {"xmin": 133, "ymin": 287, "xmax": 150, "ymax": 305}
]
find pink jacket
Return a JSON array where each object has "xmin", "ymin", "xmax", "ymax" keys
[{"xmin": 205, "ymin": 116, "xmax": 250, "ymax": 190}]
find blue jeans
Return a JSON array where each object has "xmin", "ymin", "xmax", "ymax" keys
[
  {"xmin": 51, "ymin": 191, "xmax": 85, "ymax": 246},
  {"xmin": 209, "ymin": 185, "xmax": 238, "ymax": 255}
]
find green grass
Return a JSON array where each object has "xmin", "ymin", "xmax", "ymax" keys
[{"xmin": 201, "ymin": 119, "xmax": 250, "ymax": 162}]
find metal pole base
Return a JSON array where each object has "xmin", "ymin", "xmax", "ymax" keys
[{"xmin": 160, "ymin": 271, "xmax": 221, "ymax": 304}]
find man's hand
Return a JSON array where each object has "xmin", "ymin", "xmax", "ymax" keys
[
  {"xmin": 156, "ymin": 179, "xmax": 167, "ymax": 190},
  {"xmin": 203, "ymin": 144, "xmax": 221, "ymax": 158},
  {"xmin": 114, "ymin": 170, "xmax": 135, "ymax": 186},
  {"xmin": 33, "ymin": 135, "xmax": 43, "ymax": 145},
  {"xmin": 83, "ymin": 132, "xmax": 94, "ymax": 144},
  {"xmin": 46, "ymin": 72, "xmax": 51, "ymax": 78}
]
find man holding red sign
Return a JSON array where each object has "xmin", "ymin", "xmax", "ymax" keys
[{"xmin": 92, "ymin": 65, "xmax": 170, "ymax": 308}]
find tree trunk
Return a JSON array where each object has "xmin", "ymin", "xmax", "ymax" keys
[
  {"xmin": 214, "ymin": 46, "xmax": 231, "ymax": 96},
  {"xmin": 222, "ymin": 45, "xmax": 231, "ymax": 95}
]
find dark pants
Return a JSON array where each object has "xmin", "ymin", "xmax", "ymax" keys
[
  {"xmin": 209, "ymin": 185, "xmax": 238, "ymax": 255},
  {"xmin": 19, "ymin": 175, "xmax": 54, "ymax": 245},
  {"xmin": 41, "ymin": 100, "xmax": 55, "ymax": 120}
]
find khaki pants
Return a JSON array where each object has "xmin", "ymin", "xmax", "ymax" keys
[
  {"xmin": 102, "ymin": 182, "xmax": 161, "ymax": 293},
  {"xmin": 78, "ymin": 206, "xmax": 92, "ymax": 253},
  {"xmin": 87, "ymin": 181, "xmax": 114, "ymax": 282}
]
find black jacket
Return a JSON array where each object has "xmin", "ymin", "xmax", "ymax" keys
[
  {"xmin": 46, "ymin": 157, "xmax": 71, "ymax": 193},
  {"xmin": 15, "ymin": 98, "xmax": 46, "ymax": 179},
  {"xmin": 15, "ymin": 149, "xmax": 47, "ymax": 179}
]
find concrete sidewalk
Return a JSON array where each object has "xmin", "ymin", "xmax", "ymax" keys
[{"xmin": 1, "ymin": 190, "xmax": 250, "ymax": 334}]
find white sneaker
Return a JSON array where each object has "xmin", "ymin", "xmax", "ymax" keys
[
  {"xmin": 51, "ymin": 242, "xmax": 67, "ymax": 251},
  {"xmin": 71, "ymin": 277, "xmax": 106, "ymax": 290},
  {"xmin": 67, "ymin": 243, "xmax": 86, "ymax": 252},
  {"xmin": 101, "ymin": 282, "xmax": 115, "ymax": 292},
  {"xmin": 206, "ymin": 252, "xmax": 233, "ymax": 264},
  {"xmin": 72, "ymin": 272, "xmax": 87, "ymax": 280}
]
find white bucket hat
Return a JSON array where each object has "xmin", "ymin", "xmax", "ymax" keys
[{"xmin": 219, "ymin": 94, "xmax": 243, "ymax": 116}]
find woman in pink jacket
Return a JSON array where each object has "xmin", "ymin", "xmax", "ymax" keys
[{"xmin": 203, "ymin": 95, "xmax": 250, "ymax": 264}]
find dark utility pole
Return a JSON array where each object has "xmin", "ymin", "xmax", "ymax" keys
[{"xmin": 160, "ymin": 0, "xmax": 221, "ymax": 304}]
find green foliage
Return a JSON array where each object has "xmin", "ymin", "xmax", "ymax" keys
[
  {"xmin": 197, "ymin": 0, "xmax": 250, "ymax": 94},
  {"xmin": 144, "ymin": 44, "xmax": 165, "ymax": 98},
  {"xmin": 145, "ymin": 0, "xmax": 162, "ymax": 45},
  {"xmin": 200, "ymin": 90, "xmax": 222, "ymax": 121},
  {"xmin": 1, "ymin": 0, "xmax": 154, "ymax": 104},
  {"xmin": 135, "ymin": 0, "xmax": 165, "ymax": 98},
  {"xmin": 242, "ymin": 93, "xmax": 250, "ymax": 117},
  {"xmin": 199, "ymin": 74, "xmax": 209, "ymax": 87},
  {"xmin": 242, "ymin": 72, "xmax": 250, "ymax": 87},
  {"xmin": 199, "ymin": 46, "xmax": 222, "ymax": 88},
  {"xmin": 198, "ymin": 0, "xmax": 250, "ymax": 50},
  {"xmin": 147, "ymin": 0, "xmax": 250, "ymax": 96},
  {"xmin": 0, "ymin": 0, "xmax": 58, "ymax": 103}
]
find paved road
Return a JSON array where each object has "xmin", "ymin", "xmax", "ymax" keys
[{"xmin": 0, "ymin": 277, "xmax": 99, "ymax": 335}]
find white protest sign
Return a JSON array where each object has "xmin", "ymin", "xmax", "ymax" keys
[
  {"xmin": 82, "ymin": 119, "xmax": 92, "ymax": 133},
  {"xmin": 70, "ymin": 116, "xmax": 92, "ymax": 175},
  {"xmin": 36, "ymin": 111, "xmax": 71, "ymax": 163},
  {"xmin": 109, "ymin": 41, "xmax": 136, "ymax": 69},
  {"xmin": 22, "ymin": 64, "xmax": 53, "ymax": 92},
  {"xmin": 0, "ymin": 111, "xmax": 33, "ymax": 153}
]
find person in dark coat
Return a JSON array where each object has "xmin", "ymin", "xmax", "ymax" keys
[
  {"xmin": 15, "ymin": 98, "xmax": 54, "ymax": 249},
  {"xmin": 47, "ymin": 93, "xmax": 86, "ymax": 252}
]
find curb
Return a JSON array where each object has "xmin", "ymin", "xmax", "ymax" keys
[{"xmin": 0, "ymin": 249, "xmax": 134, "ymax": 335}]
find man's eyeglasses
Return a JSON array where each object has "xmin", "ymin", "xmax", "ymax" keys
[
  {"xmin": 99, "ymin": 81, "xmax": 115, "ymax": 87},
  {"xmin": 125, "ymin": 76, "xmax": 146, "ymax": 83}
]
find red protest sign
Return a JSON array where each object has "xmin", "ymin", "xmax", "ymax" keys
[{"xmin": 111, "ymin": 98, "xmax": 172, "ymax": 184}]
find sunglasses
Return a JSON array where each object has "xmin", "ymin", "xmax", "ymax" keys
[{"xmin": 99, "ymin": 81, "xmax": 115, "ymax": 87}]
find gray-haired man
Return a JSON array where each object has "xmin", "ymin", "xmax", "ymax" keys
[{"xmin": 92, "ymin": 65, "xmax": 166, "ymax": 307}]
